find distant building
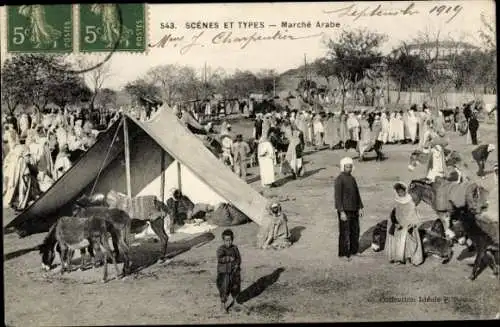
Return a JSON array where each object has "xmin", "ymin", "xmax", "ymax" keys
[
  {"xmin": 405, "ymin": 41, "xmax": 479, "ymax": 75},
  {"xmin": 406, "ymin": 41, "xmax": 479, "ymax": 59}
]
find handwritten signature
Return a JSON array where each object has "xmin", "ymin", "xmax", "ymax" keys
[
  {"xmin": 324, "ymin": 2, "xmax": 463, "ymax": 23},
  {"xmin": 149, "ymin": 30, "xmax": 324, "ymax": 55}
]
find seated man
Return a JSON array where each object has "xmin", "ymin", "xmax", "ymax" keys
[
  {"xmin": 166, "ymin": 189, "xmax": 195, "ymax": 226},
  {"xmin": 257, "ymin": 202, "xmax": 292, "ymax": 250}
]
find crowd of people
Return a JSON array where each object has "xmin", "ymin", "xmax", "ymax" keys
[
  {"xmin": 2, "ymin": 108, "xmax": 121, "ymax": 211},
  {"xmin": 212, "ymin": 100, "xmax": 486, "ymax": 189},
  {"xmin": 1, "ymin": 95, "xmax": 491, "ymax": 214}
]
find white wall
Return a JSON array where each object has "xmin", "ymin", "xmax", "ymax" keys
[{"xmin": 387, "ymin": 91, "xmax": 497, "ymax": 107}]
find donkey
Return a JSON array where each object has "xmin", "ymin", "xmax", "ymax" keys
[
  {"xmin": 39, "ymin": 216, "xmax": 127, "ymax": 282},
  {"xmin": 73, "ymin": 199, "xmax": 171, "ymax": 264},
  {"xmin": 407, "ymin": 177, "xmax": 490, "ymax": 240},
  {"xmin": 449, "ymin": 208, "xmax": 499, "ymax": 281}
]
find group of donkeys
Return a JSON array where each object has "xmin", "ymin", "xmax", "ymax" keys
[
  {"xmin": 371, "ymin": 174, "xmax": 498, "ymax": 281},
  {"xmin": 39, "ymin": 193, "xmax": 172, "ymax": 283}
]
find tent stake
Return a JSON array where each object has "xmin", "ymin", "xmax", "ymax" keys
[{"xmin": 123, "ymin": 116, "xmax": 132, "ymax": 199}]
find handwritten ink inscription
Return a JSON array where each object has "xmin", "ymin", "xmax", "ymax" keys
[
  {"xmin": 324, "ymin": 2, "xmax": 463, "ymax": 23},
  {"xmin": 149, "ymin": 30, "xmax": 324, "ymax": 54},
  {"xmin": 429, "ymin": 5, "xmax": 463, "ymax": 23}
]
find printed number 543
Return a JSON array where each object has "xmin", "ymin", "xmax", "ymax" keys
[
  {"xmin": 12, "ymin": 27, "xmax": 26, "ymax": 45},
  {"xmin": 84, "ymin": 26, "xmax": 101, "ymax": 43}
]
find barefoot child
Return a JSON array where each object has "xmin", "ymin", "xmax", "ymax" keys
[{"xmin": 216, "ymin": 229, "xmax": 242, "ymax": 313}]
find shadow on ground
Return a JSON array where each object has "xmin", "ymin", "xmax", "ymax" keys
[
  {"xmin": 4, "ymin": 245, "xmax": 40, "ymax": 262},
  {"xmin": 290, "ymin": 226, "xmax": 305, "ymax": 243},
  {"xmin": 357, "ymin": 155, "xmax": 388, "ymax": 162},
  {"xmin": 236, "ymin": 267, "xmax": 285, "ymax": 304},
  {"xmin": 274, "ymin": 168, "xmax": 325, "ymax": 187},
  {"xmin": 359, "ymin": 224, "xmax": 378, "ymax": 254},
  {"xmin": 247, "ymin": 175, "xmax": 261, "ymax": 184},
  {"xmin": 129, "ymin": 232, "xmax": 215, "ymax": 273}
]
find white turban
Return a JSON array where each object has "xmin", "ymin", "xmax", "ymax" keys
[{"xmin": 340, "ymin": 157, "xmax": 354, "ymax": 172}]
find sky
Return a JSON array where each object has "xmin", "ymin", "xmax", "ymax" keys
[{"xmin": 0, "ymin": 1, "xmax": 495, "ymax": 90}]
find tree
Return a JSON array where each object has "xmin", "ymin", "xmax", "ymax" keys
[
  {"xmin": 76, "ymin": 57, "xmax": 112, "ymax": 111},
  {"xmin": 256, "ymin": 69, "xmax": 279, "ymax": 95},
  {"xmin": 48, "ymin": 72, "xmax": 92, "ymax": 110},
  {"xmin": 218, "ymin": 70, "xmax": 260, "ymax": 98},
  {"xmin": 1, "ymin": 54, "xmax": 91, "ymax": 114},
  {"xmin": 477, "ymin": 12, "xmax": 496, "ymax": 93},
  {"xmin": 479, "ymin": 12, "xmax": 495, "ymax": 52},
  {"xmin": 325, "ymin": 28, "xmax": 388, "ymax": 110},
  {"xmin": 94, "ymin": 88, "xmax": 118, "ymax": 110},
  {"xmin": 174, "ymin": 66, "xmax": 202, "ymax": 101},
  {"xmin": 1, "ymin": 56, "xmax": 28, "ymax": 114},
  {"xmin": 146, "ymin": 64, "xmax": 181, "ymax": 105},
  {"xmin": 387, "ymin": 43, "xmax": 429, "ymax": 102},
  {"xmin": 205, "ymin": 67, "xmax": 227, "ymax": 97},
  {"xmin": 124, "ymin": 78, "xmax": 161, "ymax": 104},
  {"xmin": 314, "ymin": 57, "xmax": 336, "ymax": 85}
]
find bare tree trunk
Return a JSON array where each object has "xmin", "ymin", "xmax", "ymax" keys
[
  {"xmin": 89, "ymin": 92, "xmax": 97, "ymax": 111},
  {"xmin": 397, "ymin": 76, "xmax": 402, "ymax": 104}
]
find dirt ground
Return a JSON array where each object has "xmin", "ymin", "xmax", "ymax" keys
[{"xmin": 3, "ymin": 119, "xmax": 499, "ymax": 325}]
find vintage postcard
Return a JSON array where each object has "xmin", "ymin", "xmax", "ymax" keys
[{"xmin": 1, "ymin": 1, "xmax": 498, "ymax": 325}]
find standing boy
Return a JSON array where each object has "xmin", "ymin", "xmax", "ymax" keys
[{"xmin": 216, "ymin": 229, "xmax": 242, "ymax": 313}]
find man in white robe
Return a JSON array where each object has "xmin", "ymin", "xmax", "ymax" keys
[
  {"xmin": 388, "ymin": 112, "xmax": 398, "ymax": 143},
  {"xmin": 67, "ymin": 130, "xmax": 84, "ymax": 152},
  {"xmin": 55, "ymin": 125, "xmax": 68, "ymax": 149},
  {"xmin": 18, "ymin": 113, "xmax": 30, "ymax": 139},
  {"xmin": 74, "ymin": 120, "xmax": 84, "ymax": 138},
  {"xmin": 313, "ymin": 114, "xmax": 324, "ymax": 147},
  {"xmin": 380, "ymin": 112, "xmax": 389, "ymax": 144},
  {"xmin": 346, "ymin": 113, "xmax": 360, "ymax": 141},
  {"xmin": 418, "ymin": 110, "xmax": 431, "ymax": 149},
  {"xmin": 3, "ymin": 144, "xmax": 24, "ymax": 207},
  {"xmin": 221, "ymin": 134, "xmax": 234, "ymax": 167},
  {"xmin": 407, "ymin": 110, "xmax": 419, "ymax": 144},
  {"xmin": 3, "ymin": 144, "xmax": 38, "ymax": 210},
  {"xmin": 426, "ymin": 139, "xmax": 446, "ymax": 182},
  {"xmin": 395, "ymin": 112, "xmax": 405, "ymax": 143},
  {"xmin": 53, "ymin": 145, "xmax": 72, "ymax": 180},
  {"xmin": 257, "ymin": 135, "xmax": 276, "ymax": 187}
]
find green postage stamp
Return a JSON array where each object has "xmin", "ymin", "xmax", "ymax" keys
[
  {"xmin": 79, "ymin": 4, "xmax": 146, "ymax": 52},
  {"xmin": 6, "ymin": 5, "xmax": 73, "ymax": 53}
]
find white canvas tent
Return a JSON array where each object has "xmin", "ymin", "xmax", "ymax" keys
[{"xmin": 6, "ymin": 106, "xmax": 271, "ymax": 236}]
